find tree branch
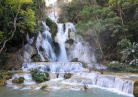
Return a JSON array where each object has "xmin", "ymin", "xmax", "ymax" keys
[{"xmin": 0, "ymin": 5, "xmax": 22, "ymax": 53}]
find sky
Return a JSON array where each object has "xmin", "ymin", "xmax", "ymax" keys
[{"xmin": 45, "ymin": 0, "xmax": 57, "ymax": 6}]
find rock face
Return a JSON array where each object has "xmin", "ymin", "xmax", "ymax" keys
[
  {"xmin": 3, "ymin": 53, "xmax": 24, "ymax": 70},
  {"xmin": 134, "ymin": 81, "xmax": 138, "ymax": 97}
]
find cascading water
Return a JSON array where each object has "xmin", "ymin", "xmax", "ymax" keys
[
  {"xmin": 36, "ymin": 21, "xmax": 56, "ymax": 62},
  {"xmin": 6, "ymin": 5, "xmax": 136, "ymax": 97},
  {"xmin": 56, "ymin": 23, "xmax": 68, "ymax": 62}
]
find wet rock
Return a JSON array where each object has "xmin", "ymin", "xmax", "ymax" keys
[
  {"xmin": 12, "ymin": 78, "xmax": 19, "ymax": 83},
  {"xmin": 83, "ymin": 84, "xmax": 88, "ymax": 90},
  {"xmin": 70, "ymin": 58, "xmax": 79, "ymax": 62},
  {"xmin": 24, "ymin": 44, "xmax": 38, "ymax": 62},
  {"xmin": 64, "ymin": 73, "xmax": 72, "ymax": 79},
  {"xmin": 70, "ymin": 58, "xmax": 87, "ymax": 68},
  {"xmin": 134, "ymin": 81, "xmax": 138, "ymax": 97},
  {"xmin": 19, "ymin": 77, "xmax": 25, "ymax": 83},
  {"xmin": 3, "ymin": 53, "xmax": 24, "ymax": 70}
]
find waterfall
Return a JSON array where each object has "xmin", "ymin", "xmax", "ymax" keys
[
  {"xmin": 36, "ymin": 21, "xmax": 56, "ymax": 62},
  {"xmin": 56, "ymin": 23, "xmax": 68, "ymax": 62}
]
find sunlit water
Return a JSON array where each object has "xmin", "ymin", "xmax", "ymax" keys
[{"xmin": 0, "ymin": 86, "xmax": 132, "ymax": 97}]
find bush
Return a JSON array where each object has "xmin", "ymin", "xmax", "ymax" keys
[
  {"xmin": 125, "ymin": 67, "xmax": 138, "ymax": 73},
  {"xmin": 31, "ymin": 69, "xmax": 49, "ymax": 83},
  {"xmin": 108, "ymin": 61, "xmax": 125, "ymax": 71},
  {"xmin": 19, "ymin": 77, "xmax": 25, "ymax": 83}
]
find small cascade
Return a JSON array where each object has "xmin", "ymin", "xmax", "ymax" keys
[
  {"xmin": 67, "ymin": 35, "xmax": 96, "ymax": 63},
  {"xmin": 23, "ymin": 34, "xmax": 34, "ymax": 62},
  {"xmin": 6, "ymin": 73, "xmax": 36, "ymax": 88},
  {"xmin": 22, "ymin": 62, "xmax": 86, "ymax": 73},
  {"xmin": 65, "ymin": 73, "xmax": 134, "ymax": 95}
]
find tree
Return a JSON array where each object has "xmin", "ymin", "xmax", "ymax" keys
[{"xmin": 0, "ymin": 0, "xmax": 35, "ymax": 53}]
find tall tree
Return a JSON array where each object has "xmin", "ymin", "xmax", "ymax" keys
[{"xmin": 0, "ymin": 0, "xmax": 35, "ymax": 53}]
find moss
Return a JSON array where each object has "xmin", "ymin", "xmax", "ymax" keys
[
  {"xmin": 134, "ymin": 81, "xmax": 138, "ymax": 97},
  {"xmin": 41, "ymin": 85, "xmax": 47, "ymax": 90},
  {"xmin": 45, "ymin": 17, "xmax": 57, "ymax": 39},
  {"xmin": 19, "ymin": 77, "xmax": 25, "ymax": 83},
  {"xmin": 134, "ymin": 81, "xmax": 138, "ymax": 87},
  {"xmin": 134, "ymin": 86, "xmax": 138, "ymax": 97}
]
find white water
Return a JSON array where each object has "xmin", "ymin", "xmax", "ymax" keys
[
  {"xmin": 36, "ymin": 21, "xmax": 56, "ymax": 62},
  {"xmin": 22, "ymin": 62, "xmax": 86, "ymax": 73}
]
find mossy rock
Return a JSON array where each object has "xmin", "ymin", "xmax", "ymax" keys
[
  {"xmin": 45, "ymin": 17, "xmax": 57, "ymax": 39},
  {"xmin": 134, "ymin": 81, "xmax": 138, "ymax": 87},
  {"xmin": 134, "ymin": 81, "xmax": 138, "ymax": 97},
  {"xmin": 41, "ymin": 85, "xmax": 47, "ymax": 90},
  {"xmin": 19, "ymin": 77, "xmax": 25, "ymax": 83},
  {"xmin": 134, "ymin": 86, "xmax": 138, "ymax": 97}
]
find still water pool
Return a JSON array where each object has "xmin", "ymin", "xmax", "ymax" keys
[{"xmin": 0, "ymin": 86, "xmax": 133, "ymax": 97}]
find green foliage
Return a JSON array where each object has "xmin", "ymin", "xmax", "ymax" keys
[
  {"xmin": 31, "ymin": 68, "xmax": 49, "ymax": 83},
  {"xmin": 7, "ymin": 69, "xmax": 17, "ymax": 75},
  {"xmin": 45, "ymin": 17, "xmax": 57, "ymax": 39},
  {"xmin": 125, "ymin": 67, "xmax": 138, "ymax": 73},
  {"xmin": 19, "ymin": 77, "xmax": 25, "ymax": 83},
  {"xmin": 120, "ymin": 41, "xmax": 138, "ymax": 66},
  {"xmin": 0, "ymin": 72, "xmax": 4, "ymax": 81},
  {"xmin": 108, "ymin": 61, "xmax": 125, "ymax": 71},
  {"xmin": 19, "ymin": 8, "xmax": 36, "ymax": 32},
  {"xmin": 58, "ymin": 0, "xmax": 138, "ymax": 63}
]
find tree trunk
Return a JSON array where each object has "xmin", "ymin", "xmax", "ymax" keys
[{"xmin": 92, "ymin": 28, "xmax": 106, "ymax": 63}]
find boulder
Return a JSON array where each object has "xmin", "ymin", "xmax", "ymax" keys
[
  {"xmin": 64, "ymin": 73, "xmax": 72, "ymax": 79},
  {"xmin": 19, "ymin": 77, "xmax": 25, "ymax": 83},
  {"xmin": 12, "ymin": 78, "xmax": 19, "ymax": 83},
  {"xmin": 3, "ymin": 53, "xmax": 24, "ymax": 70},
  {"xmin": 70, "ymin": 58, "xmax": 79, "ymax": 62}
]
